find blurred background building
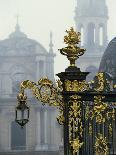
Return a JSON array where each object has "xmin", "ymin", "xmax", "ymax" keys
[
  {"xmin": 75, "ymin": 0, "xmax": 108, "ymax": 80},
  {"xmin": 0, "ymin": 21, "xmax": 63, "ymax": 155}
]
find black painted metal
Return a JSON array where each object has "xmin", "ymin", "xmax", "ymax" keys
[{"xmin": 57, "ymin": 66, "xmax": 116, "ymax": 155}]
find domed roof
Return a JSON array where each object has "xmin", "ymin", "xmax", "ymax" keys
[
  {"xmin": 0, "ymin": 24, "xmax": 47, "ymax": 56},
  {"xmin": 99, "ymin": 37, "xmax": 116, "ymax": 77}
]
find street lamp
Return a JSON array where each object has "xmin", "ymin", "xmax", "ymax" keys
[
  {"xmin": 15, "ymin": 92, "xmax": 29, "ymax": 128},
  {"xmin": 15, "ymin": 27, "xmax": 116, "ymax": 155}
]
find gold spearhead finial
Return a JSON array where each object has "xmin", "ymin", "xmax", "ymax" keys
[{"xmin": 59, "ymin": 27, "xmax": 86, "ymax": 67}]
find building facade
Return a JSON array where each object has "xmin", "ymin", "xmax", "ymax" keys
[
  {"xmin": 75, "ymin": 0, "xmax": 108, "ymax": 80},
  {"xmin": 0, "ymin": 22, "xmax": 62, "ymax": 154}
]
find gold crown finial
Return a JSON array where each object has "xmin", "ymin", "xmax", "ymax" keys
[{"xmin": 59, "ymin": 27, "xmax": 86, "ymax": 67}]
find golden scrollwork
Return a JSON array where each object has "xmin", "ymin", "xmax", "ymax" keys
[
  {"xmin": 17, "ymin": 77, "xmax": 64, "ymax": 126},
  {"xmin": 68, "ymin": 95, "xmax": 83, "ymax": 153},
  {"xmin": 94, "ymin": 73, "xmax": 105, "ymax": 92},
  {"xmin": 56, "ymin": 79, "xmax": 63, "ymax": 92},
  {"xmin": 93, "ymin": 72, "xmax": 112, "ymax": 92},
  {"xmin": 96, "ymin": 114, "xmax": 105, "ymax": 124},
  {"xmin": 59, "ymin": 27, "xmax": 86, "ymax": 66},
  {"xmin": 95, "ymin": 133, "xmax": 109, "ymax": 155},
  {"xmin": 65, "ymin": 80, "xmax": 89, "ymax": 92},
  {"xmin": 57, "ymin": 110, "xmax": 65, "ymax": 125},
  {"xmin": 93, "ymin": 96, "xmax": 107, "ymax": 124},
  {"xmin": 19, "ymin": 77, "xmax": 62, "ymax": 106}
]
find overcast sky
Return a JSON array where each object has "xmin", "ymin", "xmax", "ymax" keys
[{"xmin": 0, "ymin": 0, "xmax": 116, "ymax": 75}]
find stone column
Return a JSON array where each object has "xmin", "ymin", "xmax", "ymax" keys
[
  {"xmin": 35, "ymin": 110, "xmax": 41, "ymax": 150},
  {"xmin": 95, "ymin": 24, "xmax": 100, "ymax": 46},
  {"xmin": 43, "ymin": 109, "xmax": 48, "ymax": 150},
  {"xmin": 44, "ymin": 109, "xmax": 47, "ymax": 144}
]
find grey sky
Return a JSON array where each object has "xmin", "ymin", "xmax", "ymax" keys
[{"xmin": 0, "ymin": 0, "xmax": 115, "ymax": 74}]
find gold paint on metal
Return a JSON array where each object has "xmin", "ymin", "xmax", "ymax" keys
[
  {"xmin": 70, "ymin": 138, "xmax": 83, "ymax": 154},
  {"xmin": 68, "ymin": 95, "xmax": 83, "ymax": 153},
  {"xmin": 94, "ymin": 96, "xmax": 107, "ymax": 124},
  {"xmin": 94, "ymin": 73, "xmax": 105, "ymax": 92},
  {"xmin": 59, "ymin": 27, "xmax": 86, "ymax": 67},
  {"xmin": 95, "ymin": 133, "xmax": 108, "ymax": 155},
  {"xmin": 65, "ymin": 80, "xmax": 89, "ymax": 92}
]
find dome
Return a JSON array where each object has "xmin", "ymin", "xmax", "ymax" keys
[
  {"xmin": 99, "ymin": 37, "xmax": 116, "ymax": 77},
  {"xmin": 0, "ymin": 24, "xmax": 47, "ymax": 56}
]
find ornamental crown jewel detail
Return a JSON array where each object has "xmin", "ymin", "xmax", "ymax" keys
[{"xmin": 59, "ymin": 27, "xmax": 86, "ymax": 67}]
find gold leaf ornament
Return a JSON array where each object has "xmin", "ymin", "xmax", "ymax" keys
[
  {"xmin": 70, "ymin": 138, "xmax": 83, "ymax": 153},
  {"xmin": 59, "ymin": 27, "xmax": 86, "ymax": 67}
]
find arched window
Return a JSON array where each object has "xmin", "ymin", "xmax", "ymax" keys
[
  {"xmin": 99, "ymin": 26, "xmax": 104, "ymax": 46},
  {"xmin": 87, "ymin": 23, "xmax": 95, "ymax": 46}
]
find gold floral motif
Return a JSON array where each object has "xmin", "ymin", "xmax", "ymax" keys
[
  {"xmin": 96, "ymin": 114, "xmax": 105, "ymax": 124},
  {"xmin": 94, "ymin": 73, "xmax": 105, "ymax": 92},
  {"xmin": 69, "ymin": 100, "xmax": 81, "ymax": 117},
  {"xmin": 64, "ymin": 27, "xmax": 81, "ymax": 45},
  {"xmin": 68, "ymin": 95, "xmax": 83, "ymax": 153},
  {"xmin": 95, "ymin": 133, "xmax": 109, "ymax": 154},
  {"xmin": 93, "ymin": 96, "xmax": 107, "ymax": 124},
  {"xmin": 65, "ymin": 80, "xmax": 88, "ymax": 92},
  {"xmin": 59, "ymin": 27, "xmax": 86, "ymax": 66},
  {"xmin": 70, "ymin": 138, "xmax": 83, "ymax": 154}
]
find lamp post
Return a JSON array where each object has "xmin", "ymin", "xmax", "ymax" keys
[
  {"xmin": 15, "ymin": 92, "xmax": 29, "ymax": 128},
  {"xmin": 16, "ymin": 27, "xmax": 116, "ymax": 155}
]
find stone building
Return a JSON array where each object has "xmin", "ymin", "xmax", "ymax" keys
[
  {"xmin": 0, "ymin": 22, "xmax": 62, "ymax": 155},
  {"xmin": 99, "ymin": 37, "xmax": 116, "ymax": 77},
  {"xmin": 75, "ymin": 0, "xmax": 108, "ymax": 80}
]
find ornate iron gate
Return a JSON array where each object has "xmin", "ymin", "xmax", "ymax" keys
[{"xmin": 15, "ymin": 27, "xmax": 116, "ymax": 155}]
